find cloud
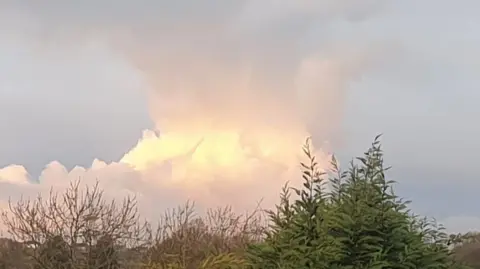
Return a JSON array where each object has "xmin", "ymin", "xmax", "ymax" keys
[
  {"xmin": 0, "ymin": 0, "xmax": 392, "ymax": 227},
  {"xmin": 0, "ymin": 31, "xmax": 150, "ymax": 175},
  {"xmin": 441, "ymin": 216, "xmax": 480, "ymax": 235}
]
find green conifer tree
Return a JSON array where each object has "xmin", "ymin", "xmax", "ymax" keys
[
  {"xmin": 247, "ymin": 135, "xmax": 461, "ymax": 269},
  {"xmin": 246, "ymin": 138, "xmax": 342, "ymax": 269}
]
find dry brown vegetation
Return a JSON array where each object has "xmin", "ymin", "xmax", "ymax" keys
[
  {"xmin": 0, "ymin": 181, "xmax": 265, "ymax": 269},
  {"xmin": 450, "ymin": 233, "xmax": 480, "ymax": 269}
]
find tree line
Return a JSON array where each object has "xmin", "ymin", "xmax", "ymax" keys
[{"xmin": 0, "ymin": 136, "xmax": 478, "ymax": 269}]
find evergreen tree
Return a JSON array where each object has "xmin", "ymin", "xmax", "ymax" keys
[
  {"xmin": 247, "ymin": 135, "xmax": 459, "ymax": 269},
  {"xmin": 246, "ymin": 138, "xmax": 342, "ymax": 269}
]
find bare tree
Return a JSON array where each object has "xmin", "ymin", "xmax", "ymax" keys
[
  {"xmin": 0, "ymin": 180, "xmax": 149, "ymax": 269},
  {"xmin": 143, "ymin": 201, "xmax": 265, "ymax": 269}
]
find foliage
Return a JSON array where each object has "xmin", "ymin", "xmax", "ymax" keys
[
  {"xmin": 246, "ymin": 135, "xmax": 461, "ymax": 269},
  {"xmin": 0, "ymin": 135, "xmax": 473, "ymax": 269}
]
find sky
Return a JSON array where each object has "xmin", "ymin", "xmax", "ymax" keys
[{"xmin": 0, "ymin": 0, "xmax": 479, "ymax": 233}]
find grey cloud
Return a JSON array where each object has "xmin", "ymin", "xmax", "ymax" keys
[{"xmin": 0, "ymin": 39, "xmax": 151, "ymax": 175}]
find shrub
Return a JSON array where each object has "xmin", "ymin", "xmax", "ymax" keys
[{"xmin": 246, "ymin": 136, "xmax": 460, "ymax": 269}]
